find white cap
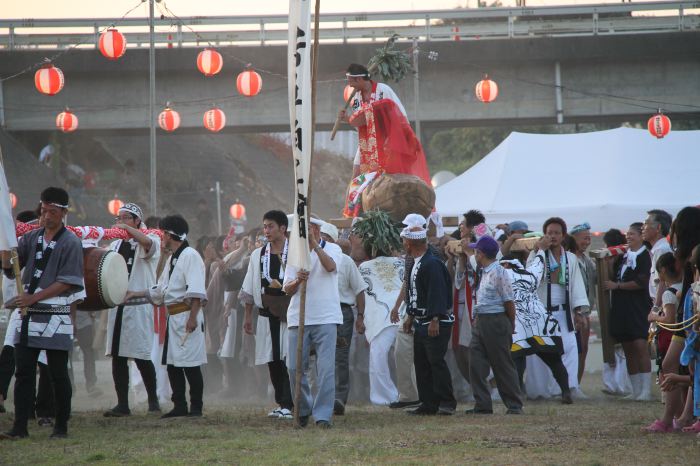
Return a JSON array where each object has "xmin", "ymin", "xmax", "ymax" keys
[{"xmin": 400, "ymin": 213, "xmax": 427, "ymax": 240}]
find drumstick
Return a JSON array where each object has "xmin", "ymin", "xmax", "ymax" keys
[{"xmin": 180, "ymin": 332, "xmax": 190, "ymax": 347}]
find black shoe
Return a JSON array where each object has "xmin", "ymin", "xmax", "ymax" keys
[
  {"xmin": 38, "ymin": 417, "xmax": 54, "ymax": 427},
  {"xmin": 50, "ymin": 429, "xmax": 67, "ymax": 439},
  {"xmin": 438, "ymin": 405, "xmax": 456, "ymax": 416},
  {"xmin": 333, "ymin": 400, "xmax": 345, "ymax": 416},
  {"xmin": 505, "ymin": 408, "xmax": 524, "ymax": 415},
  {"xmin": 148, "ymin": 400, "xmax": 162, "ymax": 413},
  {"xmin": 464, "ymin": 407, "xmax": 493, "ymax": 415},
  {"xmin": 0, "ymin": 404, "xmax": 6, "ymax": 414},
  {"xmin": 389, "ymin": 400, "xmax": 421, "ymax": 409},
  {"xmin": 406, "ymin": 405, "xmax": 437, "ymax": 416},
  {"xmin": 0, "ymin": 430, "xmax": 28, "ymax": 440},
  {"xmin": 316, "ymin": 420, "xmax": 332, "ymax": 429},
  {"xmin": 297, "ymin": 415, "xmax": 310, "ymax": 428},
  {"xmin": 188, "ymin": 409, "xmax": 203, "ymax": 417},
  {"xmin": 160, "ymin": 407, "xmax": 188, "ymax": 419},
  {"xmin": 561, "ymin": 391, "xmax": 573, "ymax": 405},
  {"xmin": 103, "ymin": 406, "xmax": 131, "ymax": 418}
]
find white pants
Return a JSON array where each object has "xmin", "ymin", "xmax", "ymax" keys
[
  {"xmin": 525, "ymin": 310, "xmax": 579, "ymax": 398},
  {"xmin": 369, "ymin": 326, "xmax": 399, "ymax": 405},
  {"xmin": 394, "ymin": 321, "xmax": 418, "ymax": 402}
]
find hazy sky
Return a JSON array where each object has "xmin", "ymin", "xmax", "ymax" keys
[{"xmin": 4, "ymin": 0, "xmax": 649, "ymax": 18}]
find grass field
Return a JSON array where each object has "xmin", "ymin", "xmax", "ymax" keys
[{"xmin": 1, "ymin": 390, "xmax": 699, "ymax": 465}]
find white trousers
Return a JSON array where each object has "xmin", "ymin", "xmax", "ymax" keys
[
  {"xmin": 369, "ymin": 326, "xmax": 399, "ymax": 405},
  {"xmin": 525, "ymin": 310, "xmax": 579, "ymax": 398},
  {"xmin": 393, "ymin": 322, "xmax": 418, "ymax": 402}
]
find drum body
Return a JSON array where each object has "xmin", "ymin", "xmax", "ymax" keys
[
  {"xmin": 361, "ymin": 173, "xmax": 434, "ymax": 223},
  {"xmin": 78, "ymin": 247, "xmax": 128, "ymax": 311}
]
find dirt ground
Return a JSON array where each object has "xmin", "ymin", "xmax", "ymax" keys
[{"xmin": 1, "ymin": 343, "xmax": 698, "ymax": 465}]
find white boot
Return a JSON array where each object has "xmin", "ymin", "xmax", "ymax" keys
[
  {"xmin": 635, "ymin": 372, "xmax": 653, "ymax": 401},
  {"xmin": 624, "ymin": 373, "xmax": 639, "ymax": 400}
]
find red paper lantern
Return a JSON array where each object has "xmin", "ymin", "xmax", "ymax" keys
[
  {"xmin": 475, "ymin": 75, "xmax": 498, "ymax": 103},
  {"xmin": 108, "ymin": 197, "xmax": 123, "ymax": 216},
  {"xmin": 236, "ymin": 69, "xmax": 262, "ymax": 97},
  {"xmin": 56, "ymin": 110, "xmax": 78, "ymax": 133},
  {"xmin": 648, "ymin": 112, "xmax": 671, "ymax": 139},
  {"xmin": 203, "ymin": 107, "xmax": 226, "ymax": 133},
  {"xmin": 34, "ymin": 63, "xmax": 64, "ymax": 96},
  {"xmin": 99, "ymin": 28, "xmax": 127, "ymax": 60},
  {"xmin": 197, "ymin": 48, "xmax": 223, "ymax": 77},
  {"xmin": 158, "ymin": 107, "xmax": 181, "ymax": 132},
  {"xmin": 9, "ymin": 193, "xmax": 17, "ymax": 209},
  {"xmin": 230, "ymin": 203, "xmax": 246, "ymax": 220},
  {"xmin": 343, "ymin": 85, "xmax": 354, "ymax": 102}
]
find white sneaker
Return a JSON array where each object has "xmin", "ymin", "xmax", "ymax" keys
[
  {"xmin": 571, "ymin": 388, "xmax": 588, "ymax": 400},
  {"xmin": 277, "ymin": 408, "xmax": 293, "ymax": 420},
  {"xmin": 267, "ymin": 407, "xmax": 282, "ymax": 418},
  {"xmin": 490, "ymin": 388, "xmax": 501, "ymax": 401}
]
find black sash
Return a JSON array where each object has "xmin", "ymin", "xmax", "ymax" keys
[
  {"xmin": 161, "ymin": 241, "xmax": 189, "ymax": 365},
  {"xmin": 545, "ymin": 249, "xmax": 573, "ymax": 332},
  {"xmin": 111, "ymin": 240, "xmax": 138, "ymax": 357},
  {"xmin": 20, "ymin": 227, "xmax": 67, "ymax": 346}
]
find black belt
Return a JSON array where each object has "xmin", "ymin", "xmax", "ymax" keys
[
  {"xmin": 27, "ymin": 305, "xmax": 71, "ymax": 315},
  {"xmin": 547, "ymin": 303, "xmax": 570, "ymax": 313}
]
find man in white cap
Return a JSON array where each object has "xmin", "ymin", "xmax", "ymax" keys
[
  {"xmin": 320, "ymin": 221, "xmax": 367, "ymax": 415},
  {"xmin": 283, "ymin": 216, "xmax": 343, "ymax": 428},
  {"xmin": 104, "ymin": 202, "xmax": 161, "ymax": 417},
  {"xmin": 400, "ymin": 214, "xmax": 456, "ymax": 416}
]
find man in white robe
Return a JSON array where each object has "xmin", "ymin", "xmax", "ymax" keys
[
  {"xmin": 131, "ymin": 215, "xmax": 207, "ymax": 418},
  {"xmin": 241, "ymin": 211, "xmax": 293, "ymax": 419},
  {"xmin": 526, "ymin": 218, "xmax": 589, "ymax": 400},
  {"xmin": 104, "ymin": 203, "xmax": 161, "ymax": 416}
]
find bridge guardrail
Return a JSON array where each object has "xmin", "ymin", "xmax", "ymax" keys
[{"xmin": 0, "ymin": 1, "xmax": 698, "ymax": 49}]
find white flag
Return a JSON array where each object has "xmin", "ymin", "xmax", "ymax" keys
[
  {"xmin": 287, "ymin": 0, "xmax": 312, "ymax": 270},
  {"xmin": 0, "ymin": 157, "xmax": 18, "ymax": 250}
]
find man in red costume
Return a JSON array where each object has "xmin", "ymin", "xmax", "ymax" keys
[{"xmin": 339, "ymin": 64, "xmax": 431, "ymax": 218}]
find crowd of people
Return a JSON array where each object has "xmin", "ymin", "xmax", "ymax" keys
[{"xmin": 1, "ymin": 186, "xmax": 700, "ymax": 439}]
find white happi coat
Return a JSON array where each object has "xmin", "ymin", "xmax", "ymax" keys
[
  {"xmin": 526, "ymin": 249, "xmax": 589, "ymax": 396},
  {"xmin": 149, "ymin": 246, "xmax": 207, "ymax": 367},
  {"xmin": 239, "ymin": 247, "xmax": 288, "ymax": 366},
  {"xmin": 105, "ymin": 234, "xmax": 160, "ymax": 360},
  {"xmin": 358, "ymin": 256, "xmax": 403, "ymax": 343}
]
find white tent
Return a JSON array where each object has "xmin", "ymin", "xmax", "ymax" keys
[{"xmin": 435, "ymin": 127, "xmax": 700, "ymax": 232}]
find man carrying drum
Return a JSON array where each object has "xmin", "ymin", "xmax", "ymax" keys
[
  {"xmin": 0, "ymin": 187, "xmax": 84, "ymax": 440},
  {"xmin": 104, "ymin": 202, "xmax": 161, "ymax": 417},
  {"xmin": 127, "ymin": 215, "xmax": 207, "ymax": 418}
]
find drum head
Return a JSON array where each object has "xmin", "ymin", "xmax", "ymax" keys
[{"xmin": 98, "ymin": 251, "xmax": 128, "ymax": 308}]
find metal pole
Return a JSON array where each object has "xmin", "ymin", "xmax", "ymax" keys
[
  {"xmin": 149, "ymin": 0, "xmax": 157, "ymax": 215},
  {"xmin": 412, "ymin": 38, "xmax": 421, "ymax": 142},
  {"xmin": 215, "ymin": 181, "xmax": 222, "ymax": 236},
  {"xmin": 555, "ymin": 61, "xmax": 564, "ymax": 124}
]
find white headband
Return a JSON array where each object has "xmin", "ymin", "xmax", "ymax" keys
[
  {"xmin": 400, "ymin": 227, "xmax": 427, "ymax": 240},
  {"xmin": 345, "ymin": 72, "xmax": 369, "ymax": 78},
  {"xmin": 164, "ymin": 229, "xmax": 187, "ymax": 241}
]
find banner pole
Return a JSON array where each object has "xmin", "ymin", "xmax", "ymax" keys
[{"xmin": 293, "ymin": 0, "xmax": 321, "ymax": 428}]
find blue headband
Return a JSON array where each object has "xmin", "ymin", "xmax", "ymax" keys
[{"xmin": 570, "ymin": 222, "xmax": 591, "ymax": 235}]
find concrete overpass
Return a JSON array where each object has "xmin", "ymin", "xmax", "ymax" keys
[{"xmin": 1, "ymin": 2, "xmax": 699, "ymax": 134}]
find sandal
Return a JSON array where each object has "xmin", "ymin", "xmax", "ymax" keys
[
  {"xmin": 681, "ymin": 420, "xmax": 700, "ymax": 433},
  {"xmin": 643, "ymin": 419, "xmax": 673, "ymax": 433}
]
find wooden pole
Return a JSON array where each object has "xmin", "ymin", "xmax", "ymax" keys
[
  {"xmin": 0, "ymin": 148, "xmax": 25, "ymax": 317},
  {"xmin": 293, "ymin": 0, "xmax": 321, "ymax": 428},
  {"xmin": 594, "ymin": 255, "xmax": 616, "ymax": 364}
]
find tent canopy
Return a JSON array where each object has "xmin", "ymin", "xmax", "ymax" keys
[{"xmin": 435, "ymin": 127, "xmax": 700, "ymax": 232}]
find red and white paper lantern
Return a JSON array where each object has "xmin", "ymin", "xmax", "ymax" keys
[
  {"xmin": 99, "ymin": 28, "xmax": 127, "ymax": 60},
  {"xmin": 475, "ymin": 75, "xmax": 498, "ymax": 103},
  {"xmin": 108, "ymin": 197, "xmax": 124, "ymax": 216},
  {"xmin": 197, "ymin": 48, "xmax": 223, "ymax": 77},
  {"xmin": 229, "ymin": 203, "xmax": 246, "ymax": 220},
  {"xmin": 34, "ymin": 63, "xmax": 64, "ymax": 96},
  {"xmin": 647, "ymin": 112, "xmax": 671, "ymax": 139},
  {"xmin": 158, "ymin": 107, "xmax": 181, "ymax": 132},
  {"xmin": 236, "ymin": 69, "xmax": 262, "ymax": 97},
  {"xmin": 56, "ymin": 110, "xmax": 78, "ymax": 133},
  {"xmin": 203, "ymin": 107, "xmax": 226, "ymax": 132}
]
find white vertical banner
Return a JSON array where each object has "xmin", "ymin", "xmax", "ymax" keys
[
  {"xmin": 287, "ymin": 0, "xmax": 312, "ymax": 270},
  {"xmin": 0, "ymin": 161, "xmax": 17, "ymax": 251}
]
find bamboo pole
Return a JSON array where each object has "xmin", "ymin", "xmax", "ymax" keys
[
  {"xmin": 0, "ymin": 148, "xmax": 25, "ymax": 317},
  {"xmin": 293, "ymin": 0, "xmax": 321, "ymax": 428},
  {"xmin": 594, "ymin": 256, "xmax": 616, "ymax": 364}
]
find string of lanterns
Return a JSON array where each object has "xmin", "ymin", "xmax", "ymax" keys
[{"xmin": 106, "ymin": 194, "xmax": 247, "ymax": 222}]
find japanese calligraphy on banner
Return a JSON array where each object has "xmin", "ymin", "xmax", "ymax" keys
[{"xmin": 287, "ymin": 0, "xmax": 312, "ymax": 270}]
